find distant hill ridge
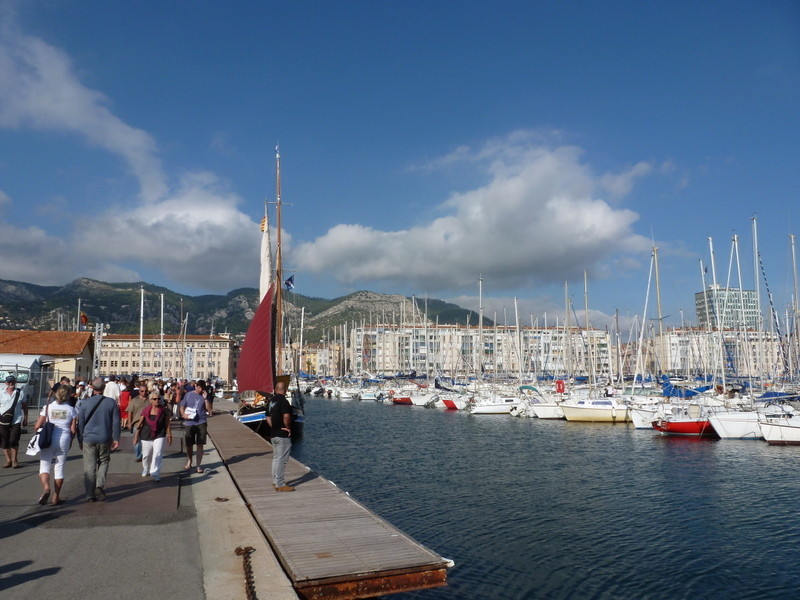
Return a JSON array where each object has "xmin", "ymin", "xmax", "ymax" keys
[{"xmin": 0, "ymin": 278, "xmax": 483, "ymax": 336}]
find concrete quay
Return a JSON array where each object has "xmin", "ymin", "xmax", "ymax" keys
[{"xmin": 0, "ymin": 397, "xmax": 297, "ymax": 600}]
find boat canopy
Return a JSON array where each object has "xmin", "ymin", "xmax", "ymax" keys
[
  {"xmin": 660, "ymin": 375, "xmax": 712, "ymax": 398},
  {"xmin": 758, "ymin": 390, "xmax": 800, "ymax": 402}
]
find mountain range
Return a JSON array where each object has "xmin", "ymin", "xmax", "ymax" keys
[{"xmin": 0, "ymin": 278, "xmax": 484, "ymax": 337}]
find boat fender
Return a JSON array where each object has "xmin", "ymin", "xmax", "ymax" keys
[{"xmin": 389, "ymin": 389, "xmax": 395, "ymax": 397}]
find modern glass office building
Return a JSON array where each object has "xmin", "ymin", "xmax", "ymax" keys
[{"xmin": 695, "ymin": 285, "xmax": 760, "ymax": 329}]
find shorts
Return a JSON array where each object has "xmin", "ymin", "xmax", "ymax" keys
[
  {"xmin": 0, "ymin": 423, "xmax": 22, "ymax": 449},
  {"xmin": 184, "ymin": 423, "xmax": 208, "ymax": 446}
]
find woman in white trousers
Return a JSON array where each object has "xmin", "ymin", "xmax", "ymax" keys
[
  {"xmin": 133, "ymin": 391, "xmax": 172, "ymax": 482},
  {"xmin": 35, "ymin": 387, "xmax": 77, "ymax": 505}
]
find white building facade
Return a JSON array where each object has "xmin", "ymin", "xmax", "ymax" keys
[
  {"xmin": 346, "ymin": 324, "xmax": 611, "ymax": 379},
  {"xmin": 100, "ymin": 333, "xmax": 234, "ymax": 381}
]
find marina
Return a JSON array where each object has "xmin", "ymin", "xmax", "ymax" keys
[{"xmin": 292, "ymin": 395, "xmax": 800, "ymax": 600}]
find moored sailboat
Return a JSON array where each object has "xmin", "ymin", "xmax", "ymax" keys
[
  {"xmin": 652, "ymin": 403, "xmax": 716, "ymax": 437},
  {"xmin": 235, "ymin": 147, "xmax": 305, "ymax": 437}
]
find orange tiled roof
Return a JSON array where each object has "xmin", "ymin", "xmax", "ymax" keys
[{"xmin": 0, "ymin": 330, "xmax": 92, "ymax": 356}]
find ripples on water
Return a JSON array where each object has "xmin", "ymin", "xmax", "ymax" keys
[{"xmin": 291, "ymin": 398, "xmax": 800, "ymax": 599}]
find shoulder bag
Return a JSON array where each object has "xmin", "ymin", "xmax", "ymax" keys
[
  {"xmin": 37, "ymin": 399, "xmax": 56, "ymax": 449},
  {"xmin": 0, "ymin": 389, "xmax": 21, "ymax": 426}
]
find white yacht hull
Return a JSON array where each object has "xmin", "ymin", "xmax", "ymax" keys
[
  {"xmin": 708, "ymin": 411, "xmax": 763, "ymax": 439},
  {"xmin": 562, "ymin": 402, "xmax": 630, "ymax": 423},
  {"xmin": 530, "ymin": 403, "xmax": 565, "ymax": 419}
]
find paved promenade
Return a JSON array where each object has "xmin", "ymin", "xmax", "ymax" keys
[{"xmin": 0, "ymin": 398, "xmax": 298, "ymax": 600}]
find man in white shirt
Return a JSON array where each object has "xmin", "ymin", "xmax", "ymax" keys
[
  {"xmin": 0, "ymin": 375, "xmax": 28, "ymax": 468},
  {"xmin": 103, "ymin": 375, "xmax": 121, "ymax": 402}
]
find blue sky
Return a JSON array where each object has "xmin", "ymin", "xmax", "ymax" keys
[{"xmin": 1, "ymin": 1, "xmax": 798, "ymax": 329}]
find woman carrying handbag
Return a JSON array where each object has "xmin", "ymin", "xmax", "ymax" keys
[
  {"xmin": 34, "ymin": 386, "xmax": 77, "ymax": 505},
  {"xmin": 133, "ymin": 390, "xmax": 172, "ymax": 482}
]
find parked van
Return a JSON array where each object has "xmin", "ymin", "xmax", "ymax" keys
[{"xmin": 0, "ymin": 354, "xmax": 53, "ymax": 409}]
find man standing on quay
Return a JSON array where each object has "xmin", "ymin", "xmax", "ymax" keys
[
  {"xmin": 267, "ymin": 380, "xmax": 294, "ymax": 492},
  {"xmin": 78, "ymin": 377, "xmax": 120, "ymax": 501}
]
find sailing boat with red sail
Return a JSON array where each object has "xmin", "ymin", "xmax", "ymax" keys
[{"xmin": 235, "ymin": 147, "xmax": 304, "ymax": 436}]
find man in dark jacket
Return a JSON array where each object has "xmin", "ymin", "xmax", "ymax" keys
[
  {"xmin": 78, "ymin": 377, "xmax": 121, "ymax": 501},
  {"xmin": 267, "ymin": 381, "xmax": 294, "ymax": 492}
]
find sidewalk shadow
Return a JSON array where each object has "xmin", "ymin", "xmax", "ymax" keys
[
  {"xmin": 0, "ymin": 512, "xmax": 61, "ymax": 540},
  {"xmin": 0, "ymin": 565, "xmax": 61, "ymax": 591},
  {"xmin": 288, "ymin": 471, "xmax": 320, "ymax": 487},
  {"xmin": 222, "ymin": 452, "xmax": 269, "ymax": 466},
  {"xmin": 0, "ymin": 560, "xmax": 33, "ymax": 575}
]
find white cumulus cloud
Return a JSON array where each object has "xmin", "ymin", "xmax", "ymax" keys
[
  {"xmin": 0, "ymin": 9, "xmax": 166, "ymax": 202},
  {"xmin": 0, "ymin": 9, "xmax": 262, "ymax": 292},
  {"xmin": 292, "ymin": 134, "xmax": 652, "ymax": 292}
]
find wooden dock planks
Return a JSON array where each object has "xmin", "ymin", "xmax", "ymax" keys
[{"xmin": 207, "ymin": 414, "xmax": 450, "ymax": 600}]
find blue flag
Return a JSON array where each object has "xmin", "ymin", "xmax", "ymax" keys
[{"xmin": 284, "ymin": 275, "xmax": 295, "ymax": 290}]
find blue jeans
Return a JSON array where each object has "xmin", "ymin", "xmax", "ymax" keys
[
  {"xmin": 83, "ymin": 441, "xmax": 111, "ymax": 498},
  {"xmin": 271, "ymin": 437, "xmax": 292, "ymax": 487},
  {"xmin": 134, "ymin": 439, "xmax": 142, "ymax": 460}
]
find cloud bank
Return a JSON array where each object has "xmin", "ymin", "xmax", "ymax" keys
[{"xmin": 292, "ymin": 135, "xmax": 652, "ymax": 292}]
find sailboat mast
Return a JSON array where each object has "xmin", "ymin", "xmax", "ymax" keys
[
  {"xmin": 653, "ymin": 245, "xmax": 665, "ymax": 375},
  {"xmin": 274, "ymin": 146, "xmax": 284, "ymax": 375},
  {"xmin": 478, "ymin": 275, "xmax": 484, "ymax": 376},
  {"xmin": 160, "ymin": 293, "xmax": 164, "ymax": 376},
  {"xmin": 584, "ymin": 270, "xmax": 595, "ymax": 384},
  {"xmin": 139, "ymin": 286, "xmax": 145, "ymax": 375},
  {"xmin": 791, "ymin": 234, "xmax": 799, "ymax": 380}
]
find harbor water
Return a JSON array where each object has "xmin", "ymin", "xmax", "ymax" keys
[{"xmin": 291, "ymin": 396, "xmax": 800, "ymax": 600}]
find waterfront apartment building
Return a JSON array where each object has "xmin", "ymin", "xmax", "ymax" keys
[
  {"xmin": 695, "ymin": 285, "xmax": 760, "ymax": 330},
  {"xmin": 100, "ymin": 333, "xmax": 235, "ymax": 382},
  {"xmin": 650, "ymin": 328, "xmax": 784, "ymax": 378},
  {"xmin": 340, "ymin": 324, "xmax": 612, "ymax": 379}
]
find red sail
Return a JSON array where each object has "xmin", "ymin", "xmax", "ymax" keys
[{"xmin": 237, "ymin": 283, "xmax": 275, "ymax": 393}]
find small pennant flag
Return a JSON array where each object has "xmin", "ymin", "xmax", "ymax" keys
[{"xmin": 284, "ymin": 275, "xmax": 295, "ymax": 290}]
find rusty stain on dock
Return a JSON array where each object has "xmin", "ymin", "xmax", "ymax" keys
[{"xmin": 208, "ymin": 414, "xmax": 450, "ymax": 600}]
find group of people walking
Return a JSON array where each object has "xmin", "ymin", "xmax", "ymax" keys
[
  {"xmin": 17, "ymin": 375, "xmax": 215, "ymax": 504},
  {"xmin": 0, "ymin": 373, "xmax": 296, "ymax": 505}
]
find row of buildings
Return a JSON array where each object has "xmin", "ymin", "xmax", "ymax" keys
[
  {"xmin": 340, "ymin": 323, "xmax": 788, "ymax": 381},
  {"xmin": 2, "ymin": 286, "xmax": 795, "ymax": 404}
]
